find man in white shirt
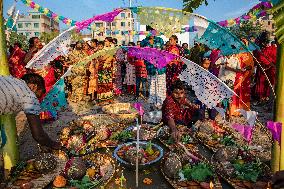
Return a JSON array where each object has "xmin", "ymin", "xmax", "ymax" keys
[{"xmin": 0, "ymin": 73, "xmax": 61, "ymax": 149}]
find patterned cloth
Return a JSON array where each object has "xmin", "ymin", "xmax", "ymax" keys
[
  {"xmin": 162, "ymin": 96, "xmax": 197, "ymax": 126},
  {"xmin": 97, "ymin": 54, "xmax": 115, "ymax": 102},
  {"xmin": 148, "ymin": 73, "xmax": 166, "ymax": 107},
  {"xmin": 0, "ymin": 76, "xmax": 41, "ymax": 115},
  {"xmin": 124, "ymin": 56, "xmax": 136, "ymax": 86},
  {"xmin": 8, "ymin": 48, "xmax": 26, "ymax": 78}
]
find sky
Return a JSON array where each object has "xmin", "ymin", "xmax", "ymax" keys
[{"xmin": 3, "ymin": 0, "xmax": 260, "ymax": 31}]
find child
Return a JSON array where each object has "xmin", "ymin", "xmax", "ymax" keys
[
  {"xmin": 135, "ymin": 58, "xmax": 147, "ymax": 99},
  {"xmin": 197, "ymin": 58, "xmax": 217, "ymax": 120}
]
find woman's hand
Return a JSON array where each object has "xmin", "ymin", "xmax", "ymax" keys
[{"xmin": 171, "ymin": 128, "xmax": 181, "ymax": 143}]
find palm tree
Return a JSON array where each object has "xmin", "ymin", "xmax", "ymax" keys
[{"xmin": 0, "ymin": 1, "xmax": 20, "ymax": 172}]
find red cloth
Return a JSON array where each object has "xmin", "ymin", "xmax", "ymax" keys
[
  {"xmin": 162, "ymin": 96, "xmax": 196, "ymax": 126},
  {"xmin": 8, "ymin": 48, "xmax": 26, "ymax": 78},
  {"xmin": 210, "ymin": 49, "xmax": 221, "ymax": 76},
  {"xmin": 254, "ymin": 45, "xmax": 277, "ymax": 100},
  {"xmin": 135, "ymin": 59, "xmax": 147, "ymax": 78}
]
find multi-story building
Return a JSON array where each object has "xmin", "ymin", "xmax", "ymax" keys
[
  {"xmin": 16, "ymin": 11, "xmax": 60, "ymax": 39},
  {"xmin": 92, "ymin": 9, "xmax": 134, "ymax": 45}
]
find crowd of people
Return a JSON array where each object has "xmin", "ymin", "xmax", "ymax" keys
[{"xmin": 6, "ymin": 30, "xmax": 277, "ymax": 140}]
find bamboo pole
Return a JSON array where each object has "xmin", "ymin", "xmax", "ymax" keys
[{"xmin": 0, "ymin": 0, "xmax": 20, "ymax": 171}]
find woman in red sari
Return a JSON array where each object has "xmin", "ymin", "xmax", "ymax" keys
[
  {"xmin": 166, "ymin": 35, "xmax": 185, "ymax": 94},
  {"xmin": 8, "ymin": 43, "xmax": 26, "ymax": 78},
  {"xmin": 253, "ymin": 31, "xmax": 277, "ymax": 103},
  {"xmin": 230, "ymin": 39, "xmax": 254, "ymax": 116}
]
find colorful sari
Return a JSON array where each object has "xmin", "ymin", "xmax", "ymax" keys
[
  {"xmin": 97, "ymin": 54, "xmax": 115, "ymax": 102},
  {"xmin": 8, "ymin": 48, "xmax": 26, "ymax": 78},
  {"xmin": 166, "ymin": 45, "xmax": 184, "ymax": 94},
  {"xmin": 230, "ymin": 52, "xmax": 254, "ymax": 116},
  {"xmin": 67, "ymin": 50, "xmax": 89, "ymax": 102},
  {"xmin": 253, "ymin": 45, "xmax": 277, "ymax": 100}
]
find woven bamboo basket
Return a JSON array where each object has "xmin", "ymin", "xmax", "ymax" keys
[{"xmin": 102, "ymin": 103, "xmax": 138, "ymax": 123}]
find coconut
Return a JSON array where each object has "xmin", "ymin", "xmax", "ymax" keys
[
  {"xmin": 34, "ymin": 153, "xmax": 57, "ymax": 173},
  {"xmin": 66, "ymin": 157, "xmax": 87, "ymax": 180},
  {"xmin": 124, "ymin": 147, "xmax": 143, "ymax": 164},
  {"xmin": 215, "ymin": 146, "xmax": 238, "ymax": 162},
  {"xmin": 163, "ymin": 152, "xmax": 182, "ymax": 179},
  {"xmin": 96, "ymin": 127, "xmax": 111, "ymax": 141}
]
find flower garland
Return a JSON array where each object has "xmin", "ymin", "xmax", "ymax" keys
[{"xmin": 217, "ymin": 1, "xmax": 272, "ymax": 27}]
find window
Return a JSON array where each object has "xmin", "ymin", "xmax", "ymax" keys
[
  {"xmin": 128, "ymin": 13, "xmax": 131, "ymax": 18},
  {"xmin": 112, "ymin": 22, "xmax": 116, "ymax": 27},
  {"xmin": 19, "ymin": 32, "xmax": 23, "ymax": 35},
  {"xmin": 121, "ymin": 13, "xmax": 125, "ymax": 18},
  {"xmin": 121, "ymin": 22, "xmax": 125, "ymax": 27},
  {"xmin": 128, "ymin": 22, "xmax": 131, "ymax": 27},
  {"xmin": 25, "ymin": 23, "xmax": 31, "ymax": 27},
  {"xmin": 25, "ymin": 32, "xmax": 30, "ymax": 37},
  {"xmin": 272, "ymin": 23, "xmax": 275, "ymax": 29},
  {"xmin": 268, "ymin": 21, "xmax": 270, "ymax": 25},
  {"xmin": 34, "ymin": 23, "xmax": 39, "ymax": 28},
  {"xmin": 107, "ymin": 22, "xmax": 111, "ymax": 26},
  {"xmin": 34, "ymin": 32, "xmax": 40, "ymax": 37},
  {"xmin": 121, "ymin": 31, "xmax": 124, "ymax": 35},
  {"xmin": 95, "ymin": 23, "xmax": 102, "ymax": 27},
  {"xmin": 122, "ymin": 41, "xmax": 126, "ymax": 45},
  {"xmin": 18, "ymin": 23, "xmax": 23, "ymax": 28},
  {"xmin": 32, "ymin": 15, "xmax": 40, "ymax": 19}
]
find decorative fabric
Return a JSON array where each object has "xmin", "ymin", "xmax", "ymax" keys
[
  {"xmin": 75, "ymin": 9, "xmax": 123, "ymax": 31},
  {"xmin": 148, "ymin": 73, "xmax": 166, "ymax": 107},
  {"xmin": 26, "ymin": 27, "xmax": 75, "ymax": 69},
  {"xmin": 136, "ymin": 7, "xmax": 191, "ymax": 37},
  {"xmin": 133, "ymin": 103, "xmax": 144, "ymax": 116},
  {"xmin": 235, "ymin": 109, "xmax": 258, "ymax": 127},
  {"xmin": 123, "ymin": 62, "xmax": 136, "ymax": 86},
  {"xmin": 40, "ymin": 79, "xmax": 67, "ymax": 119},
  {"xmin": 126, "ymin": 47, "xmax": 178, "ymax": 69},
  {"xmin": 0, "ymin": 76, "xmax": 41, "ymax": 115},
  {"xmin": 232, "ymin": 124, "xmax": 253, "ymax": 142},
  {"xmin": 217, "ymin": 1, "xmax": 272, "ymax": 27},
  {"xmin": 162, "ymin": 96, "xmax": 197, "ymax": 126},
  {"xmin": 179, "ymin": 57, "xmax": 235, "ymax": 109},
  {"xmin": 267, "ymin": 121, "xmax": 282, "ymax": 144},
  {"xmin": 194, "ymin": 21, "xmax": 248, "ymax": 56}
]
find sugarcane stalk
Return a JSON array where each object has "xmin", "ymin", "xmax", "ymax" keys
[
  {"xmin": 274, "ymin": 44, "xmax": 284, "ymax": 170},
  {"xmin": 0, "ymin": 0, "xmax": 19, "ymax": 171}
]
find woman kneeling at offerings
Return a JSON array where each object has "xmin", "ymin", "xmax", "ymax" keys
[{"xmin": 162, "ymin": 80, "xmax": 199, "ymax": 143}]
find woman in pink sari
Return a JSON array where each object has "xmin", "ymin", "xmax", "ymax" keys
[{"xmin": 230, "ymin": 39, "xmax": 254, "ymax": 116}]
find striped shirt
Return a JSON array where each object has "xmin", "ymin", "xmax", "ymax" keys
[{"xmin": 0, "ymin": 76, "xmax": 41, "ymax": 115}]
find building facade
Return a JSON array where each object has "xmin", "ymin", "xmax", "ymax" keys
[
  {"xmin": 16, "ymin": 11, "xmax": 59, "ymax": 39},
  {"xmin": 92, "ymin": 9, "xmax": 134, "ymax": 45},
  {"xmin": 257, "ymin": 14, "xmax": 276, "ymax": 40}
]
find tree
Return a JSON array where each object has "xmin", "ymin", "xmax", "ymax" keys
[
  {"xmin": 228, "ymin": 21, "xmax": 263, "ymax": 39},
  {"xmin": 40, "ymin": 31, "xmax": 59, "ymax": 44},
  {"xmin": 71, "ymin": 30, "xmax": 83, "ymax": 42},
  {"xmin": 7, "ymin": 31, "xmax": 29, "ymax": 51},
  {"xmin": 183, "ymin": 0, "xmax": 213, "ymax": 12}
]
